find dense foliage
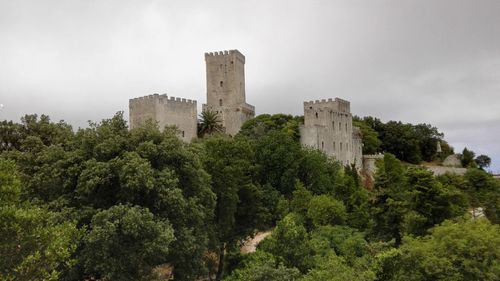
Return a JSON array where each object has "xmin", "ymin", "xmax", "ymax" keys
[
  {"xmin": 354, "ymin": 116, "xmax": 451, "ymax": 163},
  {"xmin": 1, "ymin": 113, "xmax": 499, "ymax": 280}
]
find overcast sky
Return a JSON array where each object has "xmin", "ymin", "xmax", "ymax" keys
[{"xmin": 1, "ymin": 0, "xmax": 499, "ymax": 171}]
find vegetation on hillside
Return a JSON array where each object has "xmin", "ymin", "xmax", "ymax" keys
[{"xmin": 0, "ymin": 113, "xmax": 499, "ymax": 280}]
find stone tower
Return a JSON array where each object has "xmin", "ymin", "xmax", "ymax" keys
[
  {"xmin": 300, "ymin": 98, "xmax": 363, "ymax": 169},
  {"xmin": 129, "ymin": 94, "xmax": 197, "ymax": 142},
  {"xmin": 203, "ymin": 50, "xmax": 255, "ymax": 136}
]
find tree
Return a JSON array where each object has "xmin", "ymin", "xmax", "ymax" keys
[
  {"xmin": 254, "ymin": 131, "xmax": 302, "ymax": 196},
  {"xmin": 239, "ymin": 114, "xmax": 302, "ymax": 141},
  {"xmin": 0, "ymin": 158, "xmax": 82, "ymax": 281},
  {"xmin": 353, "ymin": 120, "xmax": 381, "ymax": 154},
  {"xmin": 461, "ymin": 147, "xmax": 476, "ymax": 168},
  {"xmin": 370, "ymin": 154, "xmax": 409, "ymax": 247},
  {"xmin": 475, "ymin": 154, "xmax": 491, "ymax": 170},
  {"xmin": 376, "ymin": 219, "xmax": 500, "ymax": 281},
  {"xmin": 307, "ymin": 195, "xmax": 347, "ymax": 227},
  {"xmin": 198, "ymin": 110, "xmax": 224, "ymax": 137},
  {"xmin": 201, "ymin": 136, "xmax": 267, "ymax": 280},
  {"xmin": 259, "ymin": 213, "xmax": 313, "ymax": 272},
  {"xmin": 81, "ymin": 204, "xmax": 175, "ymax": 281},
  {"xmin": 223, "ymin": 251, "xmax": 301, "ymax": 281},
  {"xmin": 404, "ymin": 167, "xmax": 467, "ymax": 235}
]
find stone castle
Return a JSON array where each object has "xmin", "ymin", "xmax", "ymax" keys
[{"xmin": 129, "ymin": 50, "xmax": 363, "ymax": 168}]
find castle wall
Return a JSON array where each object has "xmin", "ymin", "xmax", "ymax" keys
[
  {"xmin": 203, "ymin": 50, "xmax": 255, "ymax": 136},
  {"xmin": 300, "ymin": 98, "xmax": 363, "ymax": 169},
  {"xmin": 129, "ymin": 94, "xmax": 197, "ymax": 142}
]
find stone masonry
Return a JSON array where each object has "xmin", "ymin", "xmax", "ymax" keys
[
  {"xmin": 129, "ymin": 94, "xmax": 197, "ymax": 142},
  {"xmin": 203, "ymin": 50, "xmax": 255, "ymax": 136},
  {"xmin": 300, "ymin": 98, "xmax": 363, "ymax": 169}
]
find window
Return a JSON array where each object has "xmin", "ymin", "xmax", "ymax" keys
[
  {"xmin": 333, "ymin": 142, "xmax": 336, "ymax": 151},
  {"xmin": 315, "ymin": 112, "xmax": 318, "ymax": 118},
  {"xmin": 332, "ymin": 122, "xmax": 335, "ymax": 130},
  {"xmin": 219, "ymin": 99, "xmax": 223, "ymax": 106},
  {"xmin": 340, "ymin": 142, "xmax": 343, "ymax": 151},
  {"xmin": 339, "ymin": 122, "xmax": 341, "ymax": 131},
  {"xmin": 182, "ymin": 131, "xmax": 185, "ymax": 137},
  {"xmin": 321, "ymin": 141, "xmax": 324, "ymax": 150},
  {"xmin": 346, "ymin": 143, "xmax": 349, "ymax": 151},
  {"xmin": 345, "ymin": 123, "xmax": 348, "ymax": 132},
  {"xmin": 220, "ymin": 81, "xmax": 223, "ymax": 87}
]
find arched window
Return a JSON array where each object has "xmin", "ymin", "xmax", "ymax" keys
[
  {"xmin": 219, "ymin": 99, "xmax": 223, "ymax": 106},
  {"xmin": 315, "ymin": 112, "xmax": 318, "ymax": 118},
  {"xmin": 340, "ymin": 142, "xmax": 343, "ymax": 151},
  {"xmin": 220, "ymin": 81, "xmax": 223, "ymax": 87},
  {"xmin": 182, "ymin": 131, "xmax": 185, "ymax": 137},
  {"xmin": 333, "ymin": 142, "xmax": 336, "ymax": 151},
  {"xmin": 321, "ymin": 141, "xmax": 324, "ymax": 150}
]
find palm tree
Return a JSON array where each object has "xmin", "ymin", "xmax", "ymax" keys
[{"xmin": 198, "ymin": 110, "xmax": 224, "ymax": 137}]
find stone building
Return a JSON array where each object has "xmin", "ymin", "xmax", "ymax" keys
[
  {"xmin": 129, "ymin": 94, "xmax": 197, "ymax": 142},
  {"xmin": 202, "ymin": 50, "xmax": 255, "ymax": 136},
  {"xmin": 300, "ymin": 98, "xmax": 363, "ymax": 169},
  {"xmin": 129, "ymin": 49, "xmax": 254, "ymax": 141}
]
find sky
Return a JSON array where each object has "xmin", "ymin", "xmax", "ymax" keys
[{"xmin": 0, "ymin": 0, "xmax": 499, "ymax": 171}]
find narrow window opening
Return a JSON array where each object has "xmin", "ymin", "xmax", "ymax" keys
[
  {"xmin": 346, "ymin": 143, "xmax": 349, "ymax": 151},
  {"xmin": 219, "ymin": 99, "xmax": 223, "ymax": 106},
  {"xmin": 220, "ymin": 81, "xmax": 223, "ymax": 87},
  {"xmin": 340, "ymin": 142, "xmax": 343, "ymax": 151},
  {"xmin": 315, "ymin": 112, "xmax": 318, "ymax": 118},
  {"xmin": 333, "ymin": 142, "xmax": 336, "ymax": 151},
  {"xmin": 182, "ymin": 131, "xmax": 185, "ymax": 137},
  {"xmin": 321, "ymin": 141, "xmax": 324, "ymax": 149},
  {"xmin": 345, "ymin": 123, "xmax": 348, "ymax": 132},
  {"xmin": 332, "ymin": 122, "xmax": 335, "ymax": 130},
  {"xmin": 339, "ymin": 122, "xmax": 341, "ymax": 131}
]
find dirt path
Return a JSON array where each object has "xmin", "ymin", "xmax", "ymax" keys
[{"xmin": 240, "ymin": 230, "xmax": 272, "ymax": 254}]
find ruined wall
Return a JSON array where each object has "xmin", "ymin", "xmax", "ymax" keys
[
  {"xmin": 300, "ymin": 98, "xmax": 363, "ymax": 169},
  {"xmin": 203, "ymin": 50, "xmax": 255, "ymax": 136},
  {"xmin": 129, "ymin": 94, "xmax": 197, "ymax": 142}
]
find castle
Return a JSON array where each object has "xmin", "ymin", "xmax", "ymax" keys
[{"xmin": 129, "ymin": 50, "xmax": 363, "ymax": 168}]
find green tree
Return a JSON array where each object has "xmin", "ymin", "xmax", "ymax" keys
[
  {"xmin": 0, "ymin": 158, "xmax": 82, "ymax": 281},
  {"xmin": 307, "ymin": 195, "xmax": 347, "ymax": 227},
  {"xmin": 239, "ymin": 114, "xmax": 302, "ymax": 141},
  {"xmin": 201, "ymin": 136, "xmax": 268, "ymax": 280},
  {"xmin": 223, "ymin": 251, "xmax": 301, "ymax": 281},
  {"xmin": 353, "ymin": 119, "xmax": 382, "ymax": 154},
  {"xmin": 461, "ymin": 147, "xmax": 476, "ymax": 168},
  {"xmin": 81, "ymin": 204, "xmax": 175, "ymax": 281},
  {"xmin": 376, "ymin": 219, "xmax": 500, "ymax": 281},
  {"xmin": 254, "ymin": 131, "xmax": 302, "ymax": 195},
  {"xmin": 259, "ymin": 213, "xmax": 312, "ymax": 272},
  {"xmin": 370, "ymin": 154, "xmax": 409, "ymax": 247},
  {"xmin": 475, "ymin": 154, "xmax": 491, "ymax": 169}
]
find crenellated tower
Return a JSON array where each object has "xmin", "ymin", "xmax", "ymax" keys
[
  {"xmin": 129, "ymin": 94, "xmax": 197, "ymax": 142},
  {"xmin": 203, "ymin": 50, "xmax": 255, "ymax": 136},
  {"xmin": 300, "ymin": 98, "xmax": 363, "ymax": 169}
]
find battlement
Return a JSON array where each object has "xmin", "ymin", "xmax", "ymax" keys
[
  {"xmin": 205, "ymin": 49, "xmax": 245, "ymax": 63},
  {"xmin": 303, "ymin": 97, "xmax": 351, "ymax": 113},
  {"xmin": 129, "ymin": 93, "xmax": 197, "ymax": 106}
]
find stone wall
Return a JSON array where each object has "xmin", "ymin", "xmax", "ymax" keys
[
  {"xmin": 300, "ymin": 98, "xmax": 363, "ymax": 170},
  {"xmin": 129, "ymin": 94, "xmax": 197, "ymax": 142}
]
